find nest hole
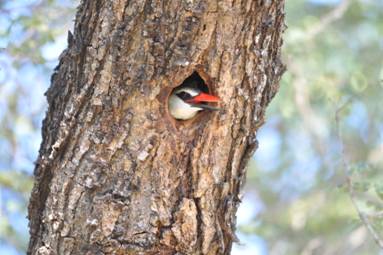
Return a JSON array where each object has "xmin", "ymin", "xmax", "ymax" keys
[
  {"xmin": 176, "ymin": 71, "xmax": 209, "ymax": 93},
  {"xmin": 167, "ymin": 70, "xmax": 216, "ymax": 125}
]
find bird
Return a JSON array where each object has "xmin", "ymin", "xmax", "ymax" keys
[{"xmin": 168, "ymin": 85, "xmax": 220, "ymax": 120}]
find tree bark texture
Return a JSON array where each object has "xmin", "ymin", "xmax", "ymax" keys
[{"xmin": 28, "ymin": 0, "xmax": 285, "ymax": 254}]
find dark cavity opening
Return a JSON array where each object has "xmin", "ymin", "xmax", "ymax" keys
[
  {"xmin": 176, "ymin": 71, "xmax": 209, "ymax": 93},
  {"xmin": 167, "ymin": 71, "xmax": 215, "ymax": 123}
]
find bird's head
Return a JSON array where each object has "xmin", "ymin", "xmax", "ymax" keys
[{"xmin": 168, "ymin": 87, "xmax": 220, "ymax": 120}]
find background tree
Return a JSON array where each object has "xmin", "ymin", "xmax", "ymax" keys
[{"xmin": 1, "ymin": 0, "xmax": 382, "ymax": 255}]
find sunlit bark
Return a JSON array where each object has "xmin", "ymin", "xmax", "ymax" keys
[{"xmin": 28, "ymin": 1, "xmax": 285, "ymax": 254}]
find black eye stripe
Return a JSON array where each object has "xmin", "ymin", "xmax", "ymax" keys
[{"xmin": 176, "ymin": 91, "xmax": 192, "ymax": 100}]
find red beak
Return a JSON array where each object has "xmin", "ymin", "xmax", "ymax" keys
[{"xmin": 187, "ymin": 92, "xmax": 220, "ymax": 104}]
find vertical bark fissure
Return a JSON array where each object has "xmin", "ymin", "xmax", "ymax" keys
[{"xmin": 193, "ymin": 197, "xmax": 204, "ymax": 252}]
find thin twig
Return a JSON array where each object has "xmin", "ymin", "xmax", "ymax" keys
[
  {"xmin": 335, "ymin": 100, "xmax": 383, "ymax": 249},
  {"xmin": 306, "ymin": 0, "xmax": 351, "ymax": 40}
]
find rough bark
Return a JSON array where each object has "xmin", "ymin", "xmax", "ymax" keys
[{"xmin": 28, "ymin": 0, "xmax": 285, "ymax": 254}]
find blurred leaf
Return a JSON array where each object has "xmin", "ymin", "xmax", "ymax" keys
[
  {"xmin": 374, "ymin": 184, "xmax": 383, "ymax": 201},
  {"xmin": 0, "ymin": 170, "xmax": 33, "ymax": 195}
]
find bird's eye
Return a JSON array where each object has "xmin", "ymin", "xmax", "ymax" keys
[{"xmin": 176, "ymin": 92, "xmax": 192, "ymax": 101}]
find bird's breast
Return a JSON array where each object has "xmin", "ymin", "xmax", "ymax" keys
[{"xmin": 169, "ymin": 95, "xmax": 201, "ymax": 120}]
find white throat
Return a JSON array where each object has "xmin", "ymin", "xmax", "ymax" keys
[{"xmin": 169, "ymin": 93, "xmax": 202, "ymax": 120}]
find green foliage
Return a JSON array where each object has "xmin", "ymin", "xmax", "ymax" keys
[
  {"xmin": 0, "ymin": 170, "xmax": 33, "ymax": 195},
  {"xmin": 241, "ymin": 0, "xmax": 383, "ymax": 254}
]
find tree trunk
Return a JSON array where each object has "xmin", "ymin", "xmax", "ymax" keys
[{"xmin": 28, "ymin": 0, "xmax": 285, "ymax": 254}]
